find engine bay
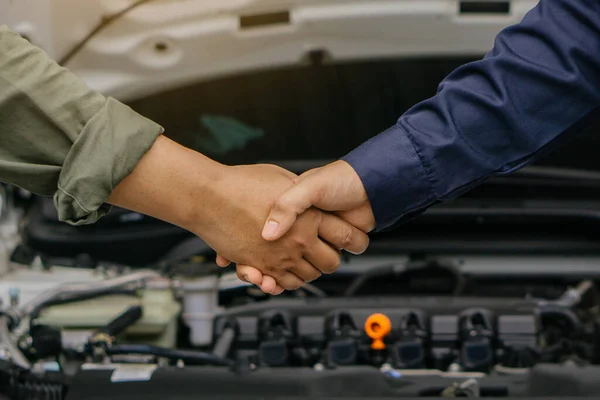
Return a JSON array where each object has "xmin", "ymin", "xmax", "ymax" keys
[
  {"xmin": 4, "ymin": 0, "xmax": 600, "ymax": 398},
  {"xmin": 4, "ymin": 248, "xmax": 600, "ymax": 399},
  {"xmin": 3, "ymin": 63, "xmax": 600, "ymax": 397}
]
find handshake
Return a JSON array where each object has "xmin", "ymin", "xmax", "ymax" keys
[
  {"xmin": 202, "ymin": 160, "xmax": 376, "ymax": 295},
  {"xmin": 108, "ymin": 136, "xmax": 375, "ymax": 294}
]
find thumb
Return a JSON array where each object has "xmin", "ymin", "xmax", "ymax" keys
[
  {"xmin": 262, "ymin": 179, "xmax": 322, "ymax": 241},
  {"xmin": 291, "ymin": 168, "xmax": 320, "ymax": 185}
]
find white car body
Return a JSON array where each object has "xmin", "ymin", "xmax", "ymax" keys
[{"xmin": 3, "ymin": 0, "xmax": 537, "ymax": 101}]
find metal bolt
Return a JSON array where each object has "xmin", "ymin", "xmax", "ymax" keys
[
  {"xmin": 18, "ymin": 336, "xmax": 32, "ymax": 350},
  {"xmin": 448, "ymin": 363, "xmax": 462, "ymax": 373},
  {"xmin": 8, "ymin": 287, "xmax": 19, "ymax": 306},
  {"xmin": 157, "ymin": 357, "xmax": 169, "ymax": 367},
  {"xmin": 313, "ymin": 363, "xmax": 324, "ymax": 371},
  {"xmin": 0, "ymin": 348, "xmax": 11, "ymax": 360},
  {"xmin": 249, "ymin": 363, "xmax": 257, "ymax": 371},
  {"xmin": 380, "ymin": 363, "xmax": 393, "ymax": 372}
]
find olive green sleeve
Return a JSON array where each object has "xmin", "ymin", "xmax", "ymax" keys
[{"xmin": 0, "ymin": 25, "xmax": 164, "ymax": 225}]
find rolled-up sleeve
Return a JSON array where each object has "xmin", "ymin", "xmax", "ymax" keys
[
  {"xmin": 0, "ymin": 26, "xmax": 163, "ymax": 225},
  {"xmin": 344, "ymin": 0, "xmax": 600, "ymax": 231}
]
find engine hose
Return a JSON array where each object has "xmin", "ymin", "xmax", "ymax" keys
[
  {"xmin": 537, "ymin": 306, "xmax": 582, "ymax": 336},
  {"xmin": 344, "ymin": 264, "xmax": 397, "ymax": 296},
  {"xmin": 28, "ymin": 288, "xmax": 138, "ymax": 326},
  {"xmin": 21, "ymin": 271, "xmax": 160, "ymax": 329},
  {"xmin": 106, "ymin": 344, "xmax": 234, "ymax": 367},
  {"xmin": 212, "ymin": 327, "xmax": 236, "ymax": 359},
  {"xmin": 21, "ymin": 271, "xmax": 160, "ymax": 317},
  {"xmin": 93, "ymin": 306, "xmax": 143, "ymax": 342},
  {"xmin": 300, "ymin": 283, "xmax": 327, "ymax": 298},
  {"xmin": 344, "ymin": 259, "xmax": 466, "ymax": 297}
]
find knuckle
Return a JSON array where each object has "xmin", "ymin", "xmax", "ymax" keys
[
  {"xmin": 339, "ymin": 227, "xmax": 354, "ymax": 249},
  {"xmin": 307, "ymin": 208, "xmax": 323, "ymax": 225},
  {"xmin": 268, "ymin": 253, "xmax": 293, "ymax": 271},
  {"xmin": 289, "ymin": 234, "xmax": 309, "ymax": 251},
  {"xmin": 278, "ymin": 271, "xmax": 305, "ymax": 290},
  {"xmin": 296, "ymin": 262, "xmax": 322, "ymax": 282},
  {"xmin": 273, "ymin": 197, "xmax": 293, "ymax": 214},
  {"xmin": 266, "ymin": 265, "xmax": 287, "ymax": 278},
  {"xmin": 304, "ymin": 208, "xmax": 320, "ymax": 218}
]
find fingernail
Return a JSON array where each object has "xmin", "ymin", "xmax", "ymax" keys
[
  {"xmin": 262, "ymin": 220, "xmax": 279, "ymax": 239},
  {"xmin": 347, "ymin": 249, "xmax": 363, "ymax": 256},
  {"xmin": 241, "ymin": 275, "xmax": 249, "ymax": 283}
]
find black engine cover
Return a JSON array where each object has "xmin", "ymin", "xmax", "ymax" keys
[{"xmin": 64, "ymin": 364, "xmax": 600, "ymax": 399}]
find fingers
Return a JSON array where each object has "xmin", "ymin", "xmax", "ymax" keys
[
  {"xmin": 236, "ymin": 265, "xmax": 264, "ymax": 286},
  {"xmin": 258, "ymin": 275, "xmax": 284, "ymax": 295},
  {"xmin": 303, "ymin": 238, "xmax": 341, "ymax": 275},
  {"xmin": 263, "ymin": 161, "xmax": 372, "ymax": 242},
  {"xmin": 235, "ymin": 265, "xmax": 290, "ymax": 296},
  {"xmin": 216, "ymin": 255, "xmax": 231, "ymax": 267},
  {"xmin": 318, "ymin": 212, "xmax": 370, "ymax": 255},
  {"xmin": 291, "ymin": 256, "xmax": 324, "ymax": 282},
  {"xmin": 336, "ymin": 204, "xmax": 376, "ymax": 233},
  {"xmin": 262, "ymin": 179, "xmax": 323, "ymax": 241},
  {"xmin": 292, "ymin": 167, "xmax": 321, "ymax": 183},
  {"xmin": 269, "ymin": 268, "xmax": 305, "ymax": 291}
]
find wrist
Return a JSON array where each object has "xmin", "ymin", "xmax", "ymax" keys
[
  {"xmin": 108, "ymin": 135, "xmax": 228, "ymax": 234},
  {"xmin": 181, "ymin": 159, "xmax": 231, "ymax": 234},
  {"xmin": 167, "ymin": 147, "xmax": 230, "ymax": 234},
  {"xmin": 337, "ymin": 160, "xmax": 370, "ymax": 203}
]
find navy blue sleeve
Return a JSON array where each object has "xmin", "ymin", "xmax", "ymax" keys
[{"xmin": 343, "ymin": 0, "xmax": 600, "ymax": 231}]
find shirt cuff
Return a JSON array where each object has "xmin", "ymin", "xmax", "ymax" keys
[
  {"xmin": 342, "ymin": 124, "xmax": 437, "ymax": 231},
  {"xmin": 53, "ymin": 98, "xmax": 164, "ymax": 225}
]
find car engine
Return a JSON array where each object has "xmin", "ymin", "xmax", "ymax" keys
[
  {"xmin": 3, "ymin": 0, "xmax": 600, "ymax": 398},
  {"xmin": 3, "ymin": 244, "xmax": 600, "ymax": 399}
]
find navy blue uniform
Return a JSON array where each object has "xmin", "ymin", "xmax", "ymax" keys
[{"xmin": 343, "ymin": 0, "xmax": 600, "ymax": 230}]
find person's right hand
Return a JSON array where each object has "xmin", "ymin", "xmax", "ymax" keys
[
  {"xmin": 107, "ymin": 136, "xmax": 369, "ymax": 292},
  {"xmin": 193, "ymin": 163, "xmax": 370, "ymax": 291},
  {"xmin": 222, "ymin": 160, "xmax": 376, "ymax": 294},
  {"xmin": 262, "ymin": 161, "xmax": 376, "ymax": 240}
]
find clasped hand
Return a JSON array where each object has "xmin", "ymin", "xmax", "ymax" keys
[{"xmin": 213, "ymin": 161, "xmax": 375, "ymax": 295}]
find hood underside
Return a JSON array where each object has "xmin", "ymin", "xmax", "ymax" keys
[{"xmin": 4, "ymin": 0, "xmax": 537, "ymax": 101}]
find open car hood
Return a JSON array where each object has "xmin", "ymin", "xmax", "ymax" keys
[
  {"xmin": 7, "ymin": 3, "xmax": 600, "ymax": 399},
  {"xmin": 4, "ymin": 0, "xmax": 536, "ymax": 101},
  {"xmin": 5, "ymin": 0, "xmax": 600, "ymax": 174}
]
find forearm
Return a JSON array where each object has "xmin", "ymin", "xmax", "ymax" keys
[
  {"xmin": 0, "ymin": 25, "xmax": 163, "ymax": 225},
  {"xmin": 344, "ymin": 0, "xmax": 600, "ymax": 231}
]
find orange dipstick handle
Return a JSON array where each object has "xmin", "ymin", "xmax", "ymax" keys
[{"xmin": 364, "ymin": 313, "xmax": 392, "ymax": 350}]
